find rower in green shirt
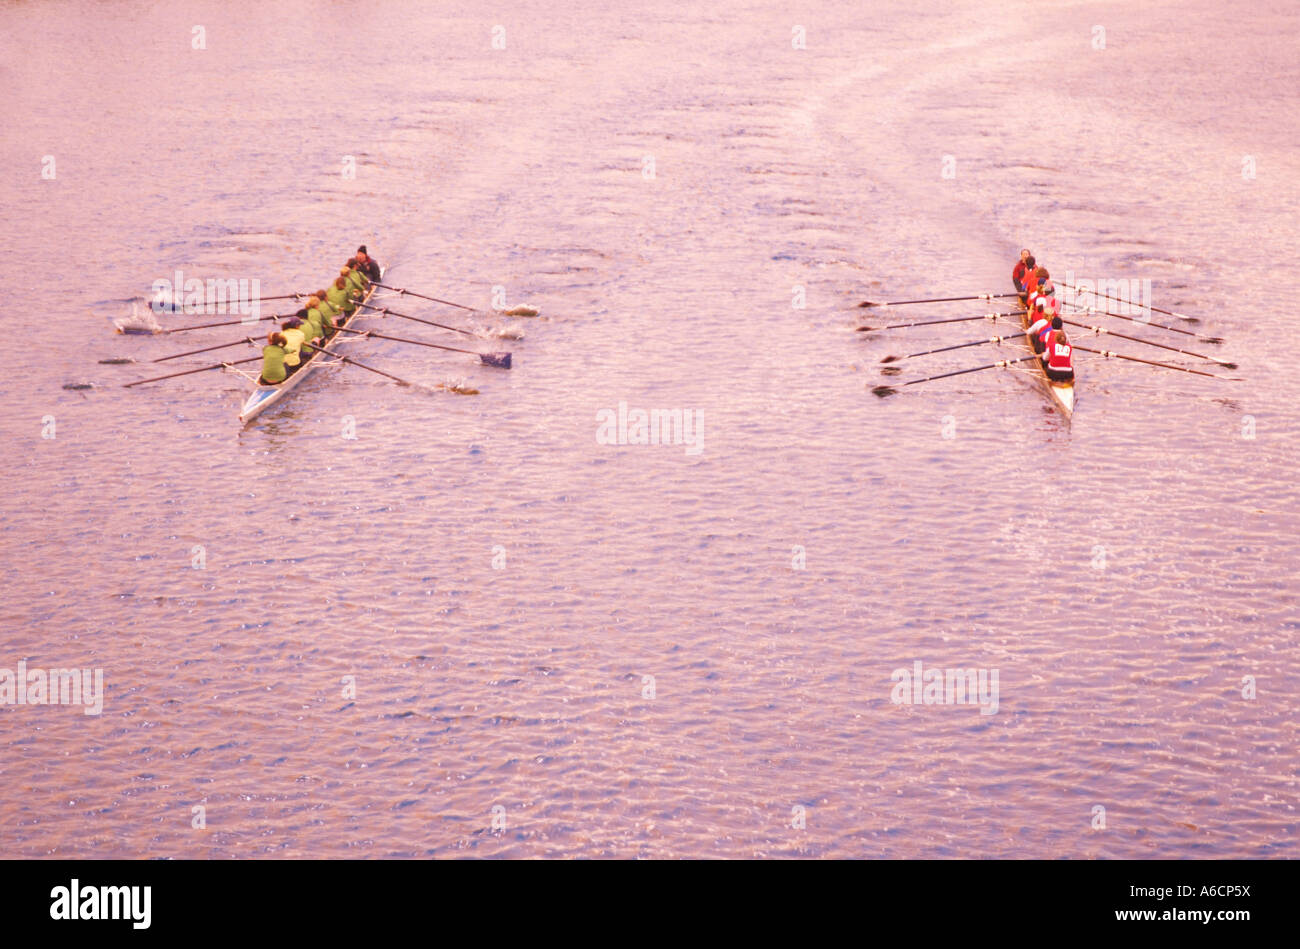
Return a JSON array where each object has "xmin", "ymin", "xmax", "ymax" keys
[
  {"xmin": 295, "ymin": 307, "xmax": 322, "ymax": 349},
  {"xmin": 305, "ymin": 297, "xmax": 335, "ymax": 338},
  {"xmin": 345, "ymin": 257, "xmax": 370, "ymax": 296},
  {"xmin": 326, "ymin": 273, "xmax": 356, "ymax": 315},
  {"xmin": 313, "ymin": 287, "xmax": 341, "ymax": 321},
  {"xmin": 259, "ymin": 332, "xmax": 288, "ymax": 385}
]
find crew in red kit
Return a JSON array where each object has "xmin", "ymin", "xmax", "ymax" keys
[
  {"xmin": 1026, "ymin": 297, "xmax": 1052, "ymax": 349},
  {"xmin": 1012, "ymin": 249, "xmax": 1032, "ymax": 292},
  {"xmin": 1040, "ymin": 316, "xmax": 1074, "ymax": 382},
  {"xmin": 1022, "ymin": 262, "xmax": 1042, "ymax": 300},
  {"xmin": 1028, "ymin": 268, "xmax": 1060, "ymax": 318}
]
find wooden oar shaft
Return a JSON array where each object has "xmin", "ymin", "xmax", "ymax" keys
[
  {"xmin": 1060, "ymin": 284, "xmax": 1220, "ymax": 342},
  {"xmin": 301, "ymin": 340, "xmax": 414, "ymax": 386},
  {"xmin": 356, "ymin": 301, "xmax": 477, "ymax": 337},
  {"xmin": 859, "ymin": 312, "xmax": 1019, "ymax": 332},
  {"xmin": 874, "ymin": 355, "xmax": 1036, "ymax": 394},
  {"xmin": 334, "ymin": 326, "xmax": 511, "ymax": 368},
  {"xmin": 883, "ymin": 333, "xmax": 1020, "ymax": 362},
  {"xmin": 1058, "ymin": 281, "xmax": 1193, "ymax": 321},
  {"xmin": 1063, "ymin": 320, "xmax": 1234, "ymax": 366},
  {"xmin": 160, "ymin": 312, "xmax": 291, "ymax": 334},
  {"xmin": 153, "ymin": 338, "xmax": 255, "ymax": 363},
  {"xmin": 372, "ymin": 283, "xmax": 479, "ymax": 313},
  {"xmin": 124, "ymin": 354, "xmax": 261, "ymax": 387},
  {"xmin": 1072, "ymin": 345, "xmax": 1233, "ymax": 379},
  {"xmin": 859, "ymin": 293, "xmax": 1019, "ymax": 308}
]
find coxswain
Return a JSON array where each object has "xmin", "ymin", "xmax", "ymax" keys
[
  {"xmin": 280, "ymin": 317, "xmax": 307, "ymax": 371},
  {"xmin": 355, "ymin": 245, "xmax": 381, "ymax": 282},
  {"xmin": 1041, "ymin": 316, "xmax": 1074, "ymax": 382},
  {"xmin": 258, "ymin": 332, "xmax": 288, "ymax": 385},
  {"xmin": 1012, "ymin": 249, "xmax": 1032, "ymax": 292}
]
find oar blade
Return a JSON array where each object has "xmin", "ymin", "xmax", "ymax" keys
[
  {"xmin": 871, "ymin": 385, "xmax": 897, "ymax": 398},
  {"xmin": 480, "ymin": 352, "xmax": 512, "ymax": 369}
]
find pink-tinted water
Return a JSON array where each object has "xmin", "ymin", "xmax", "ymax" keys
[{"xmin": 1, "ymin": 0, "xmax": 1296, "ymax": 857}]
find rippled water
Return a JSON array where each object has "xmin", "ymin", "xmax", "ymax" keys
[{"xmin": 2, "ymin": 0, "xmax": 1297, "ymax": 858}]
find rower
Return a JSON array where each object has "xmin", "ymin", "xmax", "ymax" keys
[
  {"xmin": 313, "ymin": 288, "xmax": 340, "ymax": 319},
  {"xmin": 1041, "ymin": 316, "xmax": 1074, "ymax": 382},
  {"xmin": 1033, "ymin": 281, "xmax": 1061, "ymax": 320},
  {"xmin": 304, "ymin": 297, "xmax": 335, "ymax": 339},
  {"xmin": 258, "ymin": 332, "xmax": 289, "ymax": 385},
  {"xmin": 296, "ymin": 306, "xmax": 323, "ymax": 346},
  {"xmin": 1021, "ymin": 260, "xmax": 1041, "ymax": 301},
  {"xmin": 355, "ymin": 245, "xmax": 381, "ymax": 282},
  {"xmin": 1028, "ymin": 268, "xmax": 1054, "ymax": 306},
  {"xmin": 1012, "ymin": 249, "xmax": 1032, "ymax": 292},
  {"xmin": 279, "ymin": 318, "xmax": 307, "ymax": 372},
  {"xmin": 1027, "ymin": 298, "xmax": 1052, "ymax": 350},
  {"xmin": 326, "ymin": 272, "xmax": 357, "ymax": 316},
  {"xmin": 345, "ymin": 257, "xmax": 370, "ymax": 296}
]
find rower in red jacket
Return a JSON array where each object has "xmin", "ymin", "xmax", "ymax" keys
[
  {"xmin": 1041, "ymin": 316, "xmax": 1074, "ymax": 382},
  {"xmin": 1012, "ymin": 250, "xmax": 1032, "ymax": 292},
  {"xmin": 1022, "ymin": 263, "xmax": 1041, "ymax": 301},
  {"xmin": 1024, "ymin": 262, "xmax": 1045, "ymax": 299},
  {"xmin": 1028, "ymin": 269, "xmax": 1059, "ymax": 317},
  {"xmin": 1027, "ymin": 297, "xmax": 1052, "ymax": 349}
]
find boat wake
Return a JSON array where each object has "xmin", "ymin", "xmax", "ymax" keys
[
  {"xmin": 114, "ymin": 299, "xmax": 162, "ymax": 335},
  {"xmin": 434, "ymin": 377, "xmax": 480, "ymax": 396}
]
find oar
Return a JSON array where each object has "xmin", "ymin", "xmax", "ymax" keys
[
  {"xmin": 124, "ymin": 355, "xmax": 261, "ymax": 387},
  {"xmin": 1061, "ymin": 319, "xmax": 1236, "ymax": 368},
  {"xmin": 1063, "ymin": 302, "xmax": 1223, "ymax": 344},
  {"xmin": 1071, "ymin": 345, "xmax": 1240, "ymax": 380},
  {"xmin": 152, "ymin": 292, "xmax": 304, "ymax": 309},
  {"xmin": 334, "ymin": 325, "xmax": 512, "ymax": 369},
  {"xmin": 300, "ymin": 340, "xmax": 417, "ymax": 387},
  {"xmin": 301, "ymin": 338, "xmax": 475, "ymax": 393},
  {"xmin": 857, "ymin": 311, "xmax": 1020, "ymax": 332},
  {"xmin": 152, "ymin": 338, "xmax": 259, "ymax": 363},
  {"xmin": 157, "ymin": 312, "xmax": 294, "ymax": 335},
  {"xmin": 372, "ymin": 283, "xmax": 539, "ymax": 317},
  {"xmin": 355, "ymin": 301, "xmax": 480, "ymax": 338},
  {"xmin": 857, "ymin": 292, "xmax": 1020, "ymax": 308},
  {"xmin": 1057, "ymin": 281, "xmax": 1202, "ymax": 323},
  {"xmin": 880, "ymin": 332, "xmax": 1023, "ymax": 364},
  {"xmin": 872, "ymin": 355, "xmax": 1036, "ymax": 397}
]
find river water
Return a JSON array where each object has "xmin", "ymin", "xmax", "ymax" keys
[{"xmin": 1, "ymin": 0, "xmax": 1296, "ymax": 858}]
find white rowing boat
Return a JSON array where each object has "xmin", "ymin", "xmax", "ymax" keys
[
  {"xmin": 238, "ymin": 266, "xmax": 384, "ymax": 425},
  {"xmin": 1016, "ymin": 294, "xmax": 1074, "ymax": 418}
]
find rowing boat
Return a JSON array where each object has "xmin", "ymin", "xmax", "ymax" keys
[
  {"xmin": 1016, "ymin": 293, "xmax": 1075, "ymax": 418},
  {"xmin": 238, "ymin": 266, "xmax": 384, "ymax": 424}
]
